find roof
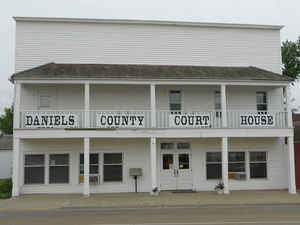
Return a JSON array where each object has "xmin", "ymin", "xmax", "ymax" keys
[
  {"xmin": 13, "ymin": 17, "xmax": 284, "ymax": 30},
  {"xmin": 11, "ymin": 63, "xmax": 293, "ymax": 83},
  {"xmin": 0, "ymin": 135, "xmax": 13, "ymax": 151}
]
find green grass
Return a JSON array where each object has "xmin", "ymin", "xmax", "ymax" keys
[{"xmin": 0, "ymin": 179, "xmax": 12, "ymax": 199}]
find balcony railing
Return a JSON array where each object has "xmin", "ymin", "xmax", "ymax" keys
[{"xmin": 20, "ymin": 110, "xmax": 289, "ymax": 129}]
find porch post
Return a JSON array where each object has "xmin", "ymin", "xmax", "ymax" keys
[
  {"xmin": 221, "ymin": 84, "xmax": 227, "ymax": 128},
  {"xmin": 222, "ymin": 137, "xmax": 229, "ymax": 194},
  {"xmin": 150, "ymin": 137, "xmax": 158, "ymax": 195},
  {"xmin": 12, "ymin": 137, "xmax": 20, "ymax": 197},
  {"xmin": 285, "ymin": 85, "xmax": 293, "ymax": 128},
  {"xmin": 83, "ymin": 137, "xmax": 90, "ymax": 197},
  {"xmin": 14, "ymin": 82, "xmax": 21, "ymax": 129},
  {"xmin": 287, "ymin": 136, "xmax": 296, "ymax": 194},
  {"xmin": 150, "ymin": 84, "xmax": 156, "ymax": 128},
  {"xmin": 84, "ymin": 82, "xmax": 90, "ymax": 128}
]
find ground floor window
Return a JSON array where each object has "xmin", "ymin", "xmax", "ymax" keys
[
  {"xmin": 49, "ymin": 154, "xmax": 69, "ymax": 184},
  {"xmin": 24, "ymin": 154, "xmax": 45, "ymax": 184},
  {"xmin": 206, "ymin": 152, "xmax": 222, "ymax": 179},
  {"xmin": 250, "ymin": 152, "xmax": 267, "ymax": 178},
  {"xmin": 206, "ymin": 151, "xmax": 267, "ymax": 180},
  {"xmin": 103, "ymin": 153, "xmax": 123, "ymax": 182}
]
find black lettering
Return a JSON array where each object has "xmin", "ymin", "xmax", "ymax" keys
[
  {"xmin": 25, "ymin": 116, "xmax": 33, "ymax": 126},
  {"xmin": 195, "ymin": 116, "xmax": 202, "ymax": 125},
  {"xmin": 261, "ymin": 115, "xmax": 267, "ymax": 125},
  {"xmin": 137, "ymin": 116, "xmax": 144, "ymax": 126},
  {"xmin": 202, "ymin": 116, "xmax": 210, "ymax": 126},
  {"xmin": 114, "ymin": 116, "xmax": 120, "ymax": 126},
  {"xmin": 49, "ymin": 115, "xmax": 54, "ymax": 126},
  {"xmin": 267, "ymin": 115, "xmax": 274, "ymax": 125},
  {"xmin": 130, "ymin": 116, "xmax": 137, "ymax": 126},
  {"xmin": 54, "ymin": 116, "xmax": 60, "ymax": 126},
  {"xmin": 33, "ymin": 116, "xmax": 40, "ymax": 126},
  {"xmin": 41, "ymin": 115, "xmax": 48, "ymax": 126},
  {"xmin": 188, "ymin": 116, "xmax": 194, "ymax": 125},
  {"xmin": 240, "ymin": 116, "xmax": 247, "ymax": 125},
  {"xmin": 101, "ymin": 116, "xmax": 106, "ymax": 125},
  {"xmin": 107, "ymin": 116, "xmax": 113, "ymax": 125},
  {"xmin": 247, "ymin": 115, "xmax": 254, "ymax": 125},
  {"xmin": 61, "ymin": 115, "xmax": 68, "ymax": 125},
  {"xmin": 181, "ymin": 116, "xmax": 187, "ymax": 125},
  {"xmin": 121, "ymin": 116, "xmax": 128, "ymax": 125},
  {"xmin": 174, "ymin": 116, "xmax": 180, "ymax": 125},
  {"xmin": 254, "ymin": 115, "xmax": 260, "ymax": 125},
  {"xmin": 69, "ymin": 115, "xmax": 75, "ymax": 126}
]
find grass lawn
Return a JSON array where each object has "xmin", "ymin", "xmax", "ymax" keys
[{"xmin": 0, "ymin": 179, "xmax": 12, "ymax": 199}]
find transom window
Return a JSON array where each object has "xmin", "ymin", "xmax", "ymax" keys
[
  {"xmin": 161, "ymin": 143, "xmax": 175, "ymax": 150},
  {"xmin": 256, "ymin": 92, "xmax": 267, "ymax": 111},
  {"xmin": 250, "ymin": 152, "xmax": 267, "ymax": 178},
  {"xmin": 103, "ymin": 153, "xmax": 123, "ymax": 182},
  {"xmin": 49, "ymin": 154, "xmax": 69, "ymax": 184},
  {"xmin": 24, "ymin": 154, "xmax": 45, "ymax": 184},
  {"xmin": 169, "ymin": 90, "xmax": 182, "ymax": 111}
]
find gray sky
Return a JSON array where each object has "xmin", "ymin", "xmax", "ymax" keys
[{"xmin": 1, "ymin": 0, "xmax": 300, "ymax": 113}]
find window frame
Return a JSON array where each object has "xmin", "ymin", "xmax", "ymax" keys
[
  {"xmin": 79, "ymin": 153, "xmax": 100, "ymax": 176},
  {"xmin": 24, "ymin": 153, "xmax": 45, "ymax": 185},
  {"xmin": 256, "ymin": 91, "xmax": 268, "ymax": 112},
  {"xmin": 249, "ymin": 151, "xmax": 268, "ymax": 179},
  {"xmin": 103, "ymin": 152, "xmax": 124, "ymax": 183},
  {"xmin": 169, "ymin": 90, "xmax": 182, "ymax": 113},
  {"xmin": 228, "ymin": 152, "xmax": 246, "ymax": 175},
  {"xmin": 215, "ymin": 91, "xmax": 222, "ymax": 118},
  {"xmin": 206, "ymin": 152, "xmax": 222, "ymax": 180},
  {"xmin": 48, "ymin": 153, "xmax": 70, "ymax": 184}
]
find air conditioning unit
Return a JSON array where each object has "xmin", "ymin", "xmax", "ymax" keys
[
  {"xmin": 235, "ymin": 173, "xmax": 246, "ymax": 180},
  {"xmin": 89, "ymin": 175, "xmax": 100, "ymax": 185}
]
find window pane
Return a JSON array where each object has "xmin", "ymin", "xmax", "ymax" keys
[
  {"xmin": 163, "ymin": 154, "xmax": 173, "ymax": 170},
  {"xmin": 49, "ymin": 166, "xmax": 69, "ymax": 183},
  {"xmin": 257, "ymin": 104, "xmax": 267, "ymax": 111},
  {"xmin": 169, "ymin": 90, "xmax": 181, "ymax": 111},
  {"xmin": 179, "ymin": 154, "xmax": 189, "ymax": 169},
  {"xmin": 256, "ymin": 92, "xmax": 267, "ymax": 104},
  {"xmin": 161, "ymin": 143, "xmax": 174, "ymax": 150},
  {"xmin": 250, "ymin": 152, "xmax": 267, "ymax": 162},
  {"xmin": 207, "ymin": 164, "xmax": 222, "ymax": 179},
  {"xmin": 24, "ymin": 167, "xmax": 44, "ymax": 184},
  {"xmin": 104, "ymin": 165, "xmax": 122, "ymax": 182},
  {"xmin": 49, "ymin": 154, "xmax": 69, "ymax": 166},
  {"xmin": 250, "ymin": 163, "xmax": 267, "ymax": 178},
  {"xmin": 177, "ymin": 142, "xmax": 190, "ymax": 149},
  {"xmin": 170, "ymin": 104, "xmax": 181, "ymax": 111},
  {"xmin": 206, "ymin": 152, "xmax": 221, "ymax": 162},
  {"xmin": 104, "ymin": 153, "xmax": 122, "ymax": 164},
  {"xmin": 90, "ymin": 165, "xmax": 99, "ymax": 174},
  {"xmin": 229, "ymin": 163, "xmax": 245, "ymax": 172},
  {"xmin": 40, "ymin": 96, "xmax": 50, "ymax": 108},
  {"xmin": 25, "ymin": 155, "xmax": 44, "ymax": 166},
  {"xmin": 215, "ymin": 91, "xmax": 221, "ymax": 110},
  {"xmin": 229, "ymin": 152, "xmax": 245, "ymax": 162}
]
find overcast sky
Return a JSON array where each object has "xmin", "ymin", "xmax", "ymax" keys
[{"xmin": 1, "ymin": 0, "xmax": 300, "ymax": 113}]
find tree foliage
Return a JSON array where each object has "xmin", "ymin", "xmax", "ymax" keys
[
  {"xmin": 281, "ymin": 37, "xmax": 300, "ymax": 80},
  {"xmin": 0, "ymin": 107, "xmax": 13, "ymax": 135}
]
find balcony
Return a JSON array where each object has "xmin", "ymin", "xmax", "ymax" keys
[{"xmin": 20, "ymin": 110, "xmax": 288, "ymax": 129}]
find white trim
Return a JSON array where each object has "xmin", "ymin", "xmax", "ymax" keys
[
  {"xmin": 16, "ymin": 79, "xmax": 290, "ymax": 87},
  {"xmin": 13, "ymin": 17, "xmax": 284, "ymax": 30}
]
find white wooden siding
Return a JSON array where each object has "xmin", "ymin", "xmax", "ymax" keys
[
  {"xmin": 0, "ymin": 151, "xmax": 12, "ymax": 179},
  {"xmin": 16, "ymin": 21, "xmax": 282, "ymax": 74},
  {"xmin": 20, "ymin": 137, "xmax": 287, "ymax": 194}
]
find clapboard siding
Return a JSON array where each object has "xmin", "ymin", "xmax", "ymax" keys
[
  {"xmin": 16, "ymin": 21, "xmax": 282, "ymax": 74},
  {"xmin": 20, "ymin": 137, "xmax": 287, "ymax": 194}
]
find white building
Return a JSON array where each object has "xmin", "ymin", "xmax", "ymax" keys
[{"xmin": 10, "ymin": 17, "xmax": 296, "ymax": 197}]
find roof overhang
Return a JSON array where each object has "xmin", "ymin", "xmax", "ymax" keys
[{"xmin": 13, "ymin": 16, "xmax": 284, "ymax": 30}]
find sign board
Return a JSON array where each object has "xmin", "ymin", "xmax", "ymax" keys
[
  {"xmin": 96, "ymin": 112, "xmax": 145, "ymax": 128},
  {"xmin": 24, "ymin": 112, "xmax": 79, "ymax": 128},
  {"xmin": 240, "ymin": 113, "xmax": 275, "ymax": 127},
  {"xmin": 169, "ymin": 113, "xmax": 210, "ymax": 128}
]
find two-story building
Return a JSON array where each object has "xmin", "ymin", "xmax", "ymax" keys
[{"xmin": 10, "ymin": 17, "xmax": 296, "ymax": 197}]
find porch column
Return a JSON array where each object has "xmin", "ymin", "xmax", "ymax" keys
[
  {"xmin": 285, "ymin": 85, "xmax": 293, "ymax": 128},
  {"xmin": 12, "ymin": 137, "xmax": 20, "ymax": 197},
  {"xmin": 287, "ymin": 136, "xmax": 296, "ymax": 194},
  {"xmin": 14, "ymin": 82, "xmax": 21, "ymax": 129},
  {"xmin": 83, "ymin": 137, "xmax": 90, "ymax": 197},
  {"xmin": 222, "ymin": 137, "xmax": 229, "ymax": 194},
  {"xmin": 221, "ymin": 84, "xmax": 227, "ymax": 128},
  {"xmin": 84, "ymin": 82, "xmax": 90, "ymax": 128},
  {"xmin": 150, "ymin": 84, "xmax": 156, "ymax": 128},
  {"xmin": 150, "ymin": 137, "xmax": 158, "ymax": 194}
]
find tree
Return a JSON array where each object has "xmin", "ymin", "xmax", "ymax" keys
[
  {"xmin": 0, "ymin": 107, "xmax": 13, "ymax": 135},
  {"xmin": 281, "ymin": 37, "xmax": 300, "ymax": 80}
]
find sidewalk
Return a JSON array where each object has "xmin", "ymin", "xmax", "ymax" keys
[{"xmin": 0, "ymin": 190, "xmax": 299, "ymax": 211}]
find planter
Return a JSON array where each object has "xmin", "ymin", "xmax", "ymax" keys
[{"xmin": 216, "ymin": 189, "xmax": 224, "ymax": 194}]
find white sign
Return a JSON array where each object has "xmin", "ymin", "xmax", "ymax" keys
[
  {"xmin": 240, "ymin": 114, "xmax": 275, "ymax": 127},
  {"xmin": 24, "ymin": 112, "xmax": 79, "ymax": 128},
  {"xmin": 169, "ymin": 113, "xmax": 210, "ymax": 128},
  {"xmin": 96, "ymin": 112, "xmax": 145, "ymax": 128}
]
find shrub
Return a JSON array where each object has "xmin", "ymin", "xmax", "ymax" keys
[{"xmin": 0, "ymin": 179, "xmax": 12, "ymax": 199}]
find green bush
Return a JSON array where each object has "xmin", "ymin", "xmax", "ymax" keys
[{"xmin": 0, "ymin": 179, "xmax": 12, "ymax": 199}]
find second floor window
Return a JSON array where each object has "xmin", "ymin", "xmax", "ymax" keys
[
  {"xmin": 39, "ymin": 95, "xmax": 51, "ymax": 108},
  {"xmin": 169, "ymin": 90, "xmax": 182, "ymax": 111},
  {"xmin": 256, "ymin": 92, "xmax": 267, "ymax": 111}
]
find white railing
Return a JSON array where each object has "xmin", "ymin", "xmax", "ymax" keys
[{"xmin": 19, "ymin": 110, "xmax": 288, "ymax": 129}]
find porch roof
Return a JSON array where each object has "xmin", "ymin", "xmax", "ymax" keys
[{"xmin": 11, "ymin": 63, "xmax": 293, "ymax": 82}]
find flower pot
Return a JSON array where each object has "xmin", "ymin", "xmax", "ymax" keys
[{"xmin": 216, "ymin": 189, "xmax": 224, "ymax": 194}]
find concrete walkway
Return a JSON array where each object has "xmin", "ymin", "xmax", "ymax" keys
[{"xmin": 0, "ymin": 190, "xmax": 299, "ymax": 211}]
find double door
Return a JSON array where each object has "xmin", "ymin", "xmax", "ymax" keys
[{"xmin": 160, "ymin": 149, "xmax": 192, "ymax": 190}]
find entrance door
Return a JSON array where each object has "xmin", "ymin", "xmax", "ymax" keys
[{"xmin": 160, "ymin": 142, "xmax": 193, "ymax": 190}]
